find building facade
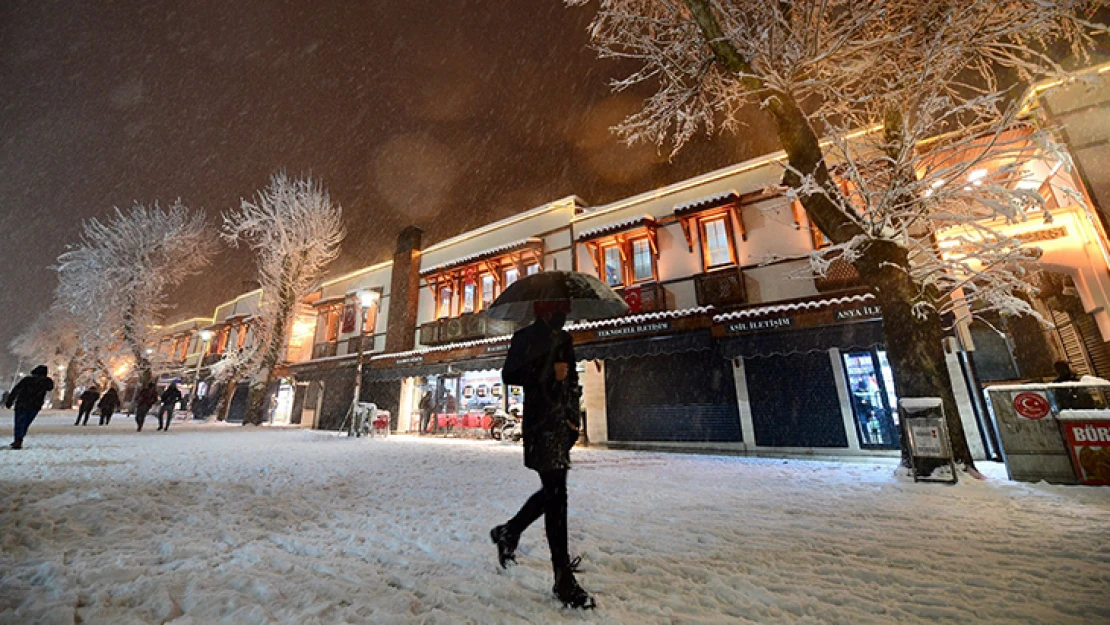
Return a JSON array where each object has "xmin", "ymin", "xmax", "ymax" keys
[{"xmin": 148, "ymin": 64, "xmax": 1110, "ymax": 458}]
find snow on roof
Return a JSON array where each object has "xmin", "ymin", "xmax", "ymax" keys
[
  {"xmin": 567, "ymin": 306, "xmax": 714, "ymax": 332},
  {"xmin": 369, "ymin": 334, "xmax": 513, "ymax": 361},
  {"xmin": 674, "ymin": 190, "xmax": 739, "ymax": 214},
  {"xmin": 420, "ymin": 238, "xmax": 543, "ymax": 276},
  {"xmin": 576, "ymin": 215, "xmax": 656, "ymax": 241},
  {"xmin": 713, "ymin": 293, "xmax": 875, "ymax": 323}
]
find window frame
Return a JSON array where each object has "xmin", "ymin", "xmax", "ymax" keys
[
  {"xmin": 437, "ymin": 285, "xmax": 454, "ymax": 320},
  {"xmin": 600, "ymin": 242, "xmax": 625, "ymax": 288},
  {"xmin": 629, "ymin": 236, "xmax": 655, "ymax": 284},
  {"xmin": 699, "ymin": 214, "xmax": 738, "ymax": 271},
  {"xmin": 324, "ymin": 306, "xmax": 341, "ymax": 343}
]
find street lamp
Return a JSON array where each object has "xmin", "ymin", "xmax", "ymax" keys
[
  {"xmin": 191, "ymin": 329, "xmax": 215, "ymax": 419},
  {"xmin": 348, "ymin": 290, "xmax": 380, "ymax": 436}
]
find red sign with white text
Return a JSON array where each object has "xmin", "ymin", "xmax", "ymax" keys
[
  {"xmin": 1062, "ymin": 421, "xmax": 1110, "ymax": 485},
  {"xmin": 1013, "ymin": 391, "xmax": 1051, "ymax": 420}
]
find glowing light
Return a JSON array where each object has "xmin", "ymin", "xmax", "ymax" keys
[
  {"xmin": 198, "ymin": 329, "xmax": 215, "ymax": 341},
  {"xmin": 358, "ymin": 290, "xmax": 380, "ymax": 308}
]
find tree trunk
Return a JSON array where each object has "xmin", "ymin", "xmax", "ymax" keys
[
  {"xmin": 682, "ymin": 0, "xmax": 978, "ymax": 472},
  {"xmin": 855, "ymin": 241, "xmax": 977, "ymax": 470},
  {"xmin": 213, "ymin": 372, "xmax": 240, "ymax": 422},
  {"xmin": 60, "ymin": 354, "xmax": 79, "ymax": 409},
  {"xmin": 242, "ymin": 297, "xmax": 292, "ymax": 425}
]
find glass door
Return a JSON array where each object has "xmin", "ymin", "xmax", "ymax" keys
[{"xmin": 842, "ymin": 350, "xmax": 900, "ymax": 449}]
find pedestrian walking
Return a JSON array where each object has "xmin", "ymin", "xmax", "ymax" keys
[
  {"xmin": 133, "ymin": 381, "xmax": 159, "ymax": 432},
  {"xmin": 75, "ymin": 385, "xmax": 100, "ymax": 426},
  {"xmin": 5, "ymin": 365, "xmax": 55, "ymax": 449},
  {"xmin": 97, "ymin": 386, "xmax": 120, "ymax": 425},
  {"xmin": 156, "ymin": 382, "xmax": 182, "ymax": 431},
  {"xmin": 490, "ymin": 301, "xmax": 594, "ymax": 609},
  {"xmin": 418, "ymin": 390, "xmax": 433, "ymax": 434}
]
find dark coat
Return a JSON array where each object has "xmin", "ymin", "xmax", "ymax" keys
[
  {"xmin": 97, "ymin": 389, "xmax": 120, "ymax": 415},
  {"xmin": 161, "ymin": 386, "xmax": 182, "ymax": 407},
  {"xmin": 79, "ymin": 389, "xmax": 101, "ymax": 408},
  {"xmin": 135, "ymin": 387, "xmax": 159, "ymax": 411},
  {"xmin": 502, "ymin": 318, "xmax": 580, "ymax": 472},
  {"xmin": 5, "ymin": 367, "xmax": 55, "ymax": 412}
]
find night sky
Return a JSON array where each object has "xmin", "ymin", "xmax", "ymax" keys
[{"xmin": 0, "ymin": 0, "xmax": 778, "ymax": 374}]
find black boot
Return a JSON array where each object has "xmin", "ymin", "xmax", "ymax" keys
[
  {"xmin": 490, "ymin": 525, "xmax": 519, "ymax": 569},
  {"xmin": 10, "ymin": 439, "xmax": 22, "ymax": 450},
  {"xmin": 553, "ymin": 565, "xmax": 595, "ymax": 609}
]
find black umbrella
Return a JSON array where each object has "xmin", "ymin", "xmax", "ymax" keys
[{"xmin": 486, "ymin": 271, "xmax": 629, "ymax": 322}]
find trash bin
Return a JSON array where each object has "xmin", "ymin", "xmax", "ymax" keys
[{"xmin": 986, "ymin": 381, "xmax": 1110, "ymax": 484}]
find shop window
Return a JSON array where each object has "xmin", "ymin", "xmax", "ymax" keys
[
  {"xmin": 504, "ymin": 267, "xmax": 519, "ymax": 286},
  {"xmin": 437, "ymin": 286, "xmax": 453, "ymax": 319},
  {"xmin": 480, "ymin": 274, "xmax": 496, "ymax": 310},
  {"xmin": 842, "ymin": 349, "xmax": 900, "ymax": 449},
  {"xmin": 526, "ymin": 263, "xmax": 540, "ymax": 276},
  {"xmin": 701, "ymin": 216, "xmax": 735, "ymax": 269},
  {"xmin": 602, "ymin": 245, "xmax": 623, "ymax": 287},
  {"xmin": 631, "ymin": 238, "xmax": 653, "ymax": 282},
  {"xmin": 463, "ymin": 282, "xmax": 476, "ymax": 314}
]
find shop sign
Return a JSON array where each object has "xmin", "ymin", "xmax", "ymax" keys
[
  {"xmin": 1012, "ymin": 391, "xmax": 1051, "ymax": 420},
  {"xmin": 834, "ymin": 305, "xmax": 882, "ymax": 321},
  {"xmin": 484, "ymin": 343, "xmax": 510, "ymax": 354},
  {"xmin": 908, "ymin": 421, "xmax": 945, "ymax": 458},
  {"xmin": 1061, "ymin": 421, "xmax": 1110, "ymax": 485},
  {"xmin": 395, "ymin": 355, "xmax": 425, "ymax": 365},
  {"xmin": 595, "ymin": 320, "xmax": 671, "ymax": 339},
  {"xmin": 724, "ymin": 316, "xmax": 793, "ymax": 334}
]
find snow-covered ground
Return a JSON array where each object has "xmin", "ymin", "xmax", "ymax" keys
[{"xmin": 1, "ymin": 412, "xmax": 1108, "ymax": 625}]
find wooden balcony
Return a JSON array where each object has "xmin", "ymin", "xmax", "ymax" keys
[
  {"xmin": 312, "ymin": 341, "xmax": 338, "ymax": 359},
  {"xmin": 694, "ymin": 267, "xmax": 747, "ymax": 309},
  {"xmin": 814, "ymin": 257, "xmax": 863, "ymax": 293},
  {"xmin": 619, "ymin": 282, "xmax": 670, "ymax": 315},
  {"xmin": 419, "ymin": 313, "xmax": 516, "ymax": 346},
  {"xmin": 346, "ymin": 334, "xmax": 373, "ymax": 355}
]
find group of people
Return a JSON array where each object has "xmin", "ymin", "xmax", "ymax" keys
[
  {"xmin": 4, "ymin": 370, "xmax": 190, "ymax": 450},
  {"xmin": 75, "ymin": 382, "xmax": 183, "ymax": 431}
]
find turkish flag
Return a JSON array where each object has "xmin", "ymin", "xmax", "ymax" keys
[{"xmin": 623, "ymin": 286, "xmax": 642, "ymax": 314}]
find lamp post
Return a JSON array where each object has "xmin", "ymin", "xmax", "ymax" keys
[
  {"xmin": 348, "ymin": 290, "xmax": 380, "ymax": 436},
  {"xmin": 191, "ymin": 329, "xmax": 215, "ymax": 419}
]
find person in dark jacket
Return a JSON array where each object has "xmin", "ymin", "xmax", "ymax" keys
[
  {"xmin": 75, "ymin": 385, "xmax": 100, "ymax": 426},
  {"xmin": 157, "ymin": 382, "xmax": 182, "ymax": 431},
  {"xmin": 418, "ymin": 390, "xmax": 434, "ymax": 434},
  {"xmin": 97, "ymin": 387, "xmax": 120, "ymax": 425},
  {"xmin": 5, "ymin": 365, "xmax": 55, "ymax": 449},
  {"xmin": 1053, "ymin": 361, "xmax": 1097, "ymax": 410},
  {"xmin": 133, "ymin": 382, "xmax": 159, "ymax": 432},
  {"xmin": 490, "ymin": 301, "xmax": 593, "ymax": 609}
]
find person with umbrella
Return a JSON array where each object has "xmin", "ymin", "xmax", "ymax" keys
[{"xmin": 485, "ymin": 271, "xmax": 626, "ymax": 610}]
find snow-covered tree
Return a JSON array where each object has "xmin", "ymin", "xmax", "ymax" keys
[
  {"xmin": 568, "ymin": 0, "xmax": 1107, "ymax": 470},
  {"xmin": 55, "ymin": 200, "xmax": 216, "ymax": 387},
  {"xmin": 9, "ymin": 307, "xmax": 82, "ymax": 407},
  {"xmin": 222, "ymin": 173, "xmax": 345, "ymax": 425}
]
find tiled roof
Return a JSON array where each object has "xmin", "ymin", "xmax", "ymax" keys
[
  {"xmin": 576, "ymin": 215, "xmax": 656, "ymax": 241},
  {"xmin": 369, "ymin": 335, "xmax": 513, "ymax": 361},
  {"xmin": 713, "ymin": 293, "xmax": 875, "ymax": 322},
  {"xmin": 420, "ymin": 238, "xmax": 543, "ymax": 276},
  {"xmin": 567, "ymin": 306, "xmax": 714, "ymax": 331},
  {"xmin": 674, "ymin": 191, "xmax": 739, "ymax": 215}
]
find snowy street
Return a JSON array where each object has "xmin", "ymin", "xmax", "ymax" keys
[{"xmin": 1, "ymin": 413, "xmax": 1108, "ymax": 625}]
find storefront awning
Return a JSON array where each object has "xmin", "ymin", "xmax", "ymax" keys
[
  {"xmin": 717, "ymin": 321, "xmax": 884, "ymax": 359},
  {"xmin": 364, "ymin": 363, "xmax": 450, "ymax": 382},
  {"xmin": 575, "ymin": 331, "xmax": 714, "ymax": 362}
]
